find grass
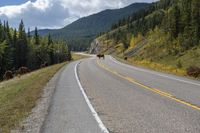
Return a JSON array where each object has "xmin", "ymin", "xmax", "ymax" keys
[
  {"xmin": 71, "ymin": 53, "xmax": 90, "ymax": 60},
  {"xmin": 0, "ymin": 54, "xmax": 88, "ymax": 133},
  {"xmin": 130, "ymin": 58, "xmax": 186, "ymax": 76},
  {"xmin": 113, "ymin": 55, "xmax": 187, "ymax": 77}
]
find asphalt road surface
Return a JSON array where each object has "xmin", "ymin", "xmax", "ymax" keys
[{"xmin": 42, "ymin": 55, "xmax": 200, "ymax": 133}]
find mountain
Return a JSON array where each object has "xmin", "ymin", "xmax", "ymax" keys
[
  {"xmin": 90, "ymin": 0, "xmax": 200, "ymax": 78},
  {"xmin": 36, "ymin": 3, "xmax": 149, "ymax": 51}
]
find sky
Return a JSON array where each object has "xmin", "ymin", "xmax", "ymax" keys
[
  {"xmin": 0, "ymin": 0, "xmax": 157, "ymax": 30},
  {"xmin": 0, "ymin": 0, "xmax": 36, "ymax": 6}
]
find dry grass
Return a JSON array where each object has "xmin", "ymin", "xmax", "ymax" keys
[
  {"xmin": 114, "ymin": 56, "xmax": 186, "ymax": 77},
  {"xmin": 131, "ymin": 59, "xmax": 186, "ymax": 76},
  {"xmin": 72, "ymin": 53, "xmax": 90, "ymax": 60},
  {"xmin": 0, "ymin": 63, "xmax": 67, "ymax": 133}
]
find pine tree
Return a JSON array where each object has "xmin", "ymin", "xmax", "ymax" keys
[
  {"xmin": 18, "ymin": 20, "xmax": 26, "ymax": 40},
  {"xmin": 191, "ymin": 0, "xmax": 200, "ymax": 44},
  {"xmin": 48, "ymin": 34, "xmax": 53, "ymax": 46},
  {"xmin": 1, "ymin": 21, "xmax": 14, "ymax": 70},
  {"xmin": 27, "ymin": 28, "xmax": 31, "ymax": 39},
  {"xmin": 3, "ymin": 21, "xmax": 6, "ymax": 31},
  {"xmin": 5, "ymin": 21, "xmax": 12, "ymax": 44},
  {"xmin": 181, "ymin": 0, "xmax": 192, "ymax": 29},
  {"xmin": 168, "ymin": 4, "xmax": 181, "ymax": 38},
  {"xmin": 16, "ymin": 20, "xmax": 28, "ymax": 68},
  {"xmin": 0, "ymin": 41, "xmax": 8, "ymax": 78},
  {"xmin": 34, "ymin": 27, "xmax": 39, "ymax": 45},
  {"xmin": 13, "ymin": 29, "xmax": 18, "ymax": 69},
  {"xmin": 0, "ymin": 21, "xmax": 3, "ymax": 41},
  {"xmin": 13, "ymin": 29, "xmax": 17, "ymax": 47}
]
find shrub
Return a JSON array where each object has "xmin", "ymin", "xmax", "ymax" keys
[
  {"xmin": 176, "ymin": 60, "xmax": 182, "ymax": 69},
  {"xmin": 187, "ymin": 66, "xmax": 200, "ymax": 78}
]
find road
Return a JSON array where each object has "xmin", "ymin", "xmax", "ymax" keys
[{"xmin": 42, "ymin": 55, "xmax": 200, "ymax": 133}]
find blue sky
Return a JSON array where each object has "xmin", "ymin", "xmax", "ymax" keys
[
  {"xmin": 0, "ymin": 0, "xmax": 158, "ymax": 29},
  {"xmin": 0, "ymin": 0, "xmax": 36, "ymax": 7}
]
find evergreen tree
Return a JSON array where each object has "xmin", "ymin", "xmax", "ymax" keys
[
  {"xmin": 0, "ymin": 41, "xmax": 7, "ymax": 78},
  {"xmin": 3, "ymin": 21, "xmax": 6, "ymax": 31},
  {"xmin": 13, "ymin": 29, "xmax": 17, "ymax": 68},
  {"xmin": 0, "ymin": 21, "xmax": 3, "ymax": 41},
  {"xmin": 48, "ymin": 34, "xmax": 53, "ymax": 46},
  {"xmin": 5, "ymin": 21, "xmax": 12, "ymax": 45},
  {"xmin": 18, "ymin": 20, "xmax": 26, "ymax": 39},
  {"xmin": 27, "ymin": 28, "xmax": 31, "ymax": 39},
  {"xmin": 191, "ymin": 0, "xmax": 200, "ymax": 44},
  {"xmin": 167, "ymin": 5, "xmax": 181, "ymax": 38},
  {"xmin": 13, "ymin": 29, "xmax": 17, "ymax": 46},
  {"xmin": 34, "ymin": 27, "xmax": 39, "ymax": 45},
  {"xmin": 16, "ymin": 20, "xmax": 28, "ymax": 68},
  {"xmin": 1, "ymin": 21, "xmax": 14, "ymax": 70}
]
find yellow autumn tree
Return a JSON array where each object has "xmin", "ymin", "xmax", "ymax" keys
[{"xmin": 129, "ymin": 33, "xmax": 143, "ymax": 49}]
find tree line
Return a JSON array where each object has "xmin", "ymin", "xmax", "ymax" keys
[{"xmin": 0, "ymin": 20, "xmax": 71, "ymax": 80}]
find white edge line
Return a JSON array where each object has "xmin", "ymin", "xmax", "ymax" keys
[
  {"xmin": 74, "ymin": 62, "xmax": 109, "ymax": 133},
  {"xmin": 109, "ymin": 56, "xmax": 200, "ymax": 87}
]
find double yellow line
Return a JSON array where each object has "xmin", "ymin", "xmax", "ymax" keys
[{"xmin": 96, "ymin": 60, "xmax": 200, "ymax": 111}]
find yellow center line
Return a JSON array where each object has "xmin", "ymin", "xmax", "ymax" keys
[{"xmin": 96, "ymin": 60, "xmax": 200, "ymax": 111}]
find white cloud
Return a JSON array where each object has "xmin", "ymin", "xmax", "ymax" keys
[{"xmin": 0, "ymin": 0, "xmax": 157, "ymax": 30}]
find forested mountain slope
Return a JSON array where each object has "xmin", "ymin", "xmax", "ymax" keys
[
  {"xmin": 36, "ymin": 3, "xmax": 149, "ymax": 51},
  {"xmin": 91, "ymin": 0, "xmax": 200, "ymax": 78}
]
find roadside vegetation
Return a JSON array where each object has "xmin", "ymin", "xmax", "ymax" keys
[
  {"xmin": 94, "ymin": 0, "xmax": 200, "ymax": 78},
  {"xmin": 72, "ymin": 53, "xmax": 90, "ymax": 60},
  {"xmin": 115, "ymin": 56, "xmax": 186, "ymax": 77},
  {"xmin": 0, "ymin": 53, "xmax": 88, "ymax": 133}
]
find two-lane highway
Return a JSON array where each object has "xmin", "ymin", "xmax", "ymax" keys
[
  {"xmin": 78, "ymin": 56, "xmax": 200, "ymax": 133},
  {"xmin": 42, "ymin": 55, "xmax": 200, "ymax": 133}
]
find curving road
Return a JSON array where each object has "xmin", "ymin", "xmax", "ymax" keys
[{"xmin": 42, "ymin": 55, "xmax": 200, "ymax": 133}]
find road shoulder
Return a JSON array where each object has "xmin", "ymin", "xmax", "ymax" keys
[{"xmin": 18, "ymin": 65, "xmax": 66, "ymax": 133}]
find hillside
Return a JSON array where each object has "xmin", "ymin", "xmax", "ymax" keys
[
  {"xmin": 37, "ymin": 3, "xmax": 149, "ymax": 51},
  {"xmin": 90, "ymin": 0, "xmax": 200, "ymax": 78}
]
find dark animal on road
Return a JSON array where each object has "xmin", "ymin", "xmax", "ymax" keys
[
  {"xmin": 18, "ymin": 67, "xmax": 30, "ymax": 75},
  {"xmin": 124, "ymin": 57, "xmax": 128, "ymax": 60},
  {"xmin": 187, "ymin": 66, "xmax": 200, "ymax": 78},
  {"xmin": 40, "ymin": 62, "xmax": 48, "ymax": 68},
  {"xmin": 3, "ymin": 71, "xmax": 14, "ymax": 80},
  {"xmin": 97, "ymin": 54, "xmax": 105, "ymax": 59}
]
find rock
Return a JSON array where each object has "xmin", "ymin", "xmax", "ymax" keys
[{"xmin": 89, "ymin": 39, "xmax": 101, "ymax": 54}]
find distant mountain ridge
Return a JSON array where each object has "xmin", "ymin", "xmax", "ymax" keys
[{"xmin": 36, "ymin": 3, "xmax": 149, "ymax": 51}]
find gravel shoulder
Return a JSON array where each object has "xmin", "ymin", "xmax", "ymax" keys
[{"xmin": 17, "ymin": 66, "xmax": 66, "ymax": 133}]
